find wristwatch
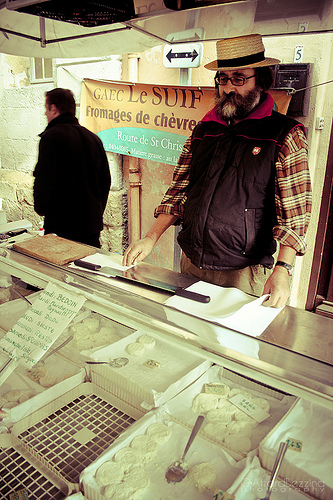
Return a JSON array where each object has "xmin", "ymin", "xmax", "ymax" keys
[{"xmin": 275, "ymin": 261, "xmax": 294, "ymax": 276}]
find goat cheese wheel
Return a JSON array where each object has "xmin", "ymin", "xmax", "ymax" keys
[
  {"xmin": 105, "ymin": 483, "xmax": 135, "ymax": 500},
  {"xmin": 114, "ymin": 447, "xmax": 142, "ymax": 471},
  {"xmin": 224, "ymin": 433, "xmax": 252, "ymax": 453},
  {"xmin": 226, "ymin": 421, "xmax": 253, "ymax": 438},
  {"xmin": 76, "ymin": 336, "xmax": 94, "ymax": 350},
  {"xmin": 124, "ymin": 465, "xmax": 150, "ymax": 489},
  {"xmin": 189, "ymin": 462, "xmax": 217, "ymax": 492},
  {"xmin": 95, "ymin": 460, "xmax": 124, "ymax": 487},
  {"xmin": 252, "ymin": 397, "xmax": 270, "ymax": 413},
  {"xmin": 18, "ymin": 391, "xmax": 35, "ymax": 404},
  {"xmin": 103, "ymin": 483, "xmax": 119, "ymax": 498},
  {"xmin": 4, "ymin": 390, "xmax": 23, "ymax": 402},
  {"xmin": 130, "ymin": 434, "xmax": 158, "ymax": 462},
  {"xmin": 146, "ymin": 422, "xmax": 171, "ymax": 445},
  {"xmin": 126, "ymin": 342, "xmax": 145, "ymax": 356},
  {"xmin": 39, "ymin": 373, "xmax": 58, "ymax": 388},
  {"xmin": 191, "ymin": 393, "xmax": 218, "ymax": 413},
  {"xmin": 206, "ymin": 408, "xmax": 232, "ymax": 424},
  {"xmin": 82, "ymin": 316, "xmax": 100, "ymax": 332},
  {"xmin": 204, "ymin": 422, "xmax": 228, "ymax": 441},
  {"xmin": 234, "ymin": 409, "xmax": 258, "ymax": 427},
  {"xmin": 137, "ymin": 335, "xmax": 156, "ymax": 349},
  {"xmin": 2, "ymin": 401, "xmax": 18, "ymax": 409}
]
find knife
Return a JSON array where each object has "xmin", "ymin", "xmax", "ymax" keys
[{"xmin": 73, "ymin": 259, "xmax": 210, "ymax": 303}]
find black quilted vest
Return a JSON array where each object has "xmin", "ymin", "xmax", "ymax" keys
[{"xmin": 177, "ymin": 111, "xmax": 301, "ymax": 270}]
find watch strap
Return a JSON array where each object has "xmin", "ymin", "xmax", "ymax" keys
[{"xmin": 275, "ymin": 261, "xmax": 294, "ymax": 275}]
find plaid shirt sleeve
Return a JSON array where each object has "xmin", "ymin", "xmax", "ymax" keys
[
  {"xmin": 154, "ymin": 136, "xmax": 192, "ymax": 224},
  {"xmin": 273, "ymin": 125, "xmax": 312, "ymax": 255}
]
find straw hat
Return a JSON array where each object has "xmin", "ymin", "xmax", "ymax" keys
[{"xmin": 204, "ymin": 34, "xmax": 280, "ymax": 71}]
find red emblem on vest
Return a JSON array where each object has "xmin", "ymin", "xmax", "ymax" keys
[{"xmin": 252, "ymin": 146, "xmax": 261, "ymax": 155}]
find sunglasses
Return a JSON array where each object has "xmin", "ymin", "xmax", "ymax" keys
[{"xmin": 214, "ymin": 74, "xmax": 256, "ymax": 86}]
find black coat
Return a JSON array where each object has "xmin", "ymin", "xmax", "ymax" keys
[{"xmin": 33, "ymin": 114, "xmax": 111, "ymax": 244}]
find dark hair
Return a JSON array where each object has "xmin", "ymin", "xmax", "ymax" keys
[
  {"xmin": 256, "ymin": 66, "xmax": 275, "ymax": 91},
  {"xmin": 45, "ymin": 88, "xmax": 76, "ymax": 115},
  {"xmin": 214, "ymin": 66, "xmax": 275, "ymax": 91}
]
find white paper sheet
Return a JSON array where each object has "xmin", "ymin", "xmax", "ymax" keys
[
  {"xmin": 164, "ymin": 281, "xmax": 283, "ymax": 337},
  {"xmin": 69, "ymin": 252, "xmax": 133, "ymax": 275}
]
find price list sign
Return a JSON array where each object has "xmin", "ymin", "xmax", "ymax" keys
[{"xmin": 0, "ymin": 283, "xmax": 86, "ymax": 369}]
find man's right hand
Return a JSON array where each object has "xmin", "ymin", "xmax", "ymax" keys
[
  {"xmin": 123, "ymin": 214, "xmax": 178, "ymax": 267},
  {"xmin": 123, "ymin": 236, "xmax": 155, "ymax": 266}
]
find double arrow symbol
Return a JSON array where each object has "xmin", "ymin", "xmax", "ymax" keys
[{"xmin": 166, "ymin": 48, "xmax": 199, "ymax": 63}]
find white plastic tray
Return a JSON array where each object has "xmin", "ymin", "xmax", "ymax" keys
[
  {"xmin": 80, "ymin": 408, "xmax": 244, "ymax": 500},
  {"xmin": 259, "ymin": 398, "xmax": 333, "ymax": 500},
  {"xmin": 165, "ymin": 365, "xmax": 297, "ymax": 460},
  {"xmin": 89, "ymin": 330, "xmax": 211, "ymax": 411},
  {"xmin": 11, "ymin": 382, "xmax": 144, "ymax": 494}
]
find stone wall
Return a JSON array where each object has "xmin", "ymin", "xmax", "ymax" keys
[{"xmin": 0, "ymin": 53, "xmax": 128, "ymax": 252}]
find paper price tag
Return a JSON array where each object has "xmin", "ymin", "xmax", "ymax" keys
[
  {"xmin": 286, "ymin": 437, "xmax": 303, "ymax": 452},
  {"xmin": 10, "ymin": 489, "xmax": 29, "ymax": 500},
  {"xmin": 204, "ymin": 383, "xmax": 228, "ymax": 396},
  {"xmin": 143, "ymin": 359, "xmax": 160, "ymax": 369},
  {"xmin": 229, "ymin": 394, "xmax": 270, "ymax": 423},
  {"xmin": 213, "ymin": 489, "xmax": 235, "ymax": 500}
]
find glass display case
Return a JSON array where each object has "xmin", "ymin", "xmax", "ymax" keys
[{"xmin": 0, "ymin": 245, "xmax": 332, "ymax": 499}]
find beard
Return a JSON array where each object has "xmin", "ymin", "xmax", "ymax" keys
[{"xmin": 215, "ymin": 86, "xmax": 262, "ymax": 121}]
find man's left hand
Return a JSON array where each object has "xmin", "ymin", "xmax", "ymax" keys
[{"xmin": 262, "ymin": 266, "xmax": 291, "ymax": 308}]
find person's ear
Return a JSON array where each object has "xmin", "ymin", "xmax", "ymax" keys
[{"xmin": 50, "ymin": 103, "xmax": 60, "ymax": 118}]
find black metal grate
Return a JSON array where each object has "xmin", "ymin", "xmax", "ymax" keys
[
  {"xmin": 16, "ymin": 0, "xmax": 136, "ymax": 27},
  {"xmin": 17, "ymin": 393, "xmax": 136, "ymax": 484},
  {"xmin": 0, "ymin": 446, "xmax": 65, "ymax": 500}
]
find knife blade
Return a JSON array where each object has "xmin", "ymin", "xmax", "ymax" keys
[{"xmin": 73, "ymin": 259, "xmax": 210, "ymax": 303}]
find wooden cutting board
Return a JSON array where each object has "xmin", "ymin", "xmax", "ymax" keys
[{"xmin": 13, "ymin": 234, "xmax": 96, "ymax": 266}]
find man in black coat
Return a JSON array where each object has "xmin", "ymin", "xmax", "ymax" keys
[{"xmin": 33, "ymin": 88, "xmax": 111, "ymax": 248}]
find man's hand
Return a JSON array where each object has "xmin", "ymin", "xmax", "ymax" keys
[
  {"xmin": 123, "ymin": 236, "xmax": 155, "ymax": 266},
  {"xmin": 262, "ymin": 266, "xmax": 291, "ymax": 308}
]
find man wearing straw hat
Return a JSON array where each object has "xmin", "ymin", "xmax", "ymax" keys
[{"xmin": 124, "ymin": 34, "xmax": 311, "ymax": 308}]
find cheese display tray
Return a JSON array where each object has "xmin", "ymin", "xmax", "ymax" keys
[
  {"xmin": 88, "ymin": 330, "xmax": 211, "ymax": 411},
  {"xmin": 51, "ymin": 308, "xmax": 134, "ymax": 367},
  {"xmin": 259, "ymin": 399, "xmax": 333, "ymax": 500},
  {"xmin": 0, "ymin": 433, "xmax": 68, "ymax": 499},
  {"xmin": 227, "ymin": 455, "xmax": 314, "ymax": 500},
  {"xmin": 80, "ymin": 409, "xmax": 244, "ymax": 500},
  {"xmin": 165, "ymin": 365, "xmax": 297, "ymax": 460},
  {"xmin": 11, "ymin": 382, "xmax": 144, "ymax": 494},
  {"xmin": 0, "ymin": 352, "xmax": 85, "ymax": 429}
]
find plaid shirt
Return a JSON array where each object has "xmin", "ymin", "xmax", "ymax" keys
[{"xmin": 155, "ymin": 115, "xmax": 311, "ymax": 256}]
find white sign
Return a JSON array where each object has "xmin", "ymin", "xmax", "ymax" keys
[
  {"xmin": 166, "ymin": 28, "xmax": 204, "ymax": 42},
  {"xmin": 0, "ymin": 283, "xmax": 86, "ymax": 368},
  {"xmin": 163, "ymin": 43, "xmax": 203, "ymax": 68},
  {"xmin": 294, "ymin": 45, "xmax": 304, "ymax": 63}
]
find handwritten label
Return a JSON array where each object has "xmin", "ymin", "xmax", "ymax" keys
[
  {"xmin": 213, "ymin": 489, "xmax": 235, "ymax": 500},
  {"xmin": 229, "ymin": 394, "xmax": 270, "ymax": 423},
  {"xmin": 0, "ymin": 283, "xmax": 86, "ymax": 369},
  {"xmin": 10, "ymin": 489, "xmax": 29, "ymax": 500},
  {"xmin": 204, "ymin": 383, "xmax": 228, "ymax": 396},
  {"xmin": 286, "ymin": 437, "xmax": 303, "ymax": 452},
  {"xmin": 143, "ymin": 359, "xmax": 160, "ymax": 369}
]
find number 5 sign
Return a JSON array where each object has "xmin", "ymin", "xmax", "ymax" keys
[{"xmin": 294, "ymin": 45, "xmax": 304, "ymax": 63}]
